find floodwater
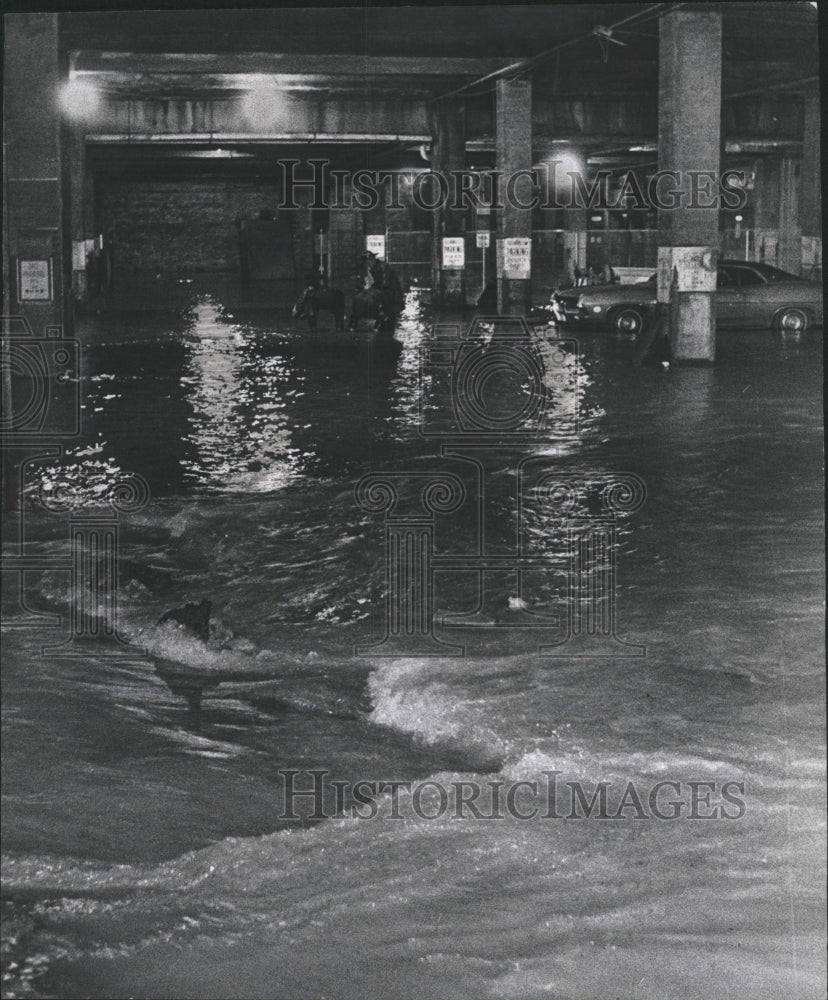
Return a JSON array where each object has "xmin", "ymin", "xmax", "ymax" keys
[{"xmin": 2, "ymin": 280, "xmax": 825, "ymax": 999}]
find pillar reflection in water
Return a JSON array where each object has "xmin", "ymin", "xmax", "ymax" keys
[
  {"xmin": 421, "ymin": 318, "xmax": 580, "ymax": 631},
  {"xmin": 355, "ymin": 473, "xmax": 465, "ymax": 656},
  {"xmin": 536, "ymin": 473, "xmax": 647, "ymax": 658}
]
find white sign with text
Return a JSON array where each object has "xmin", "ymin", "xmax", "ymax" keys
[
  {"xmin": 442, "ymin": 237, "xmax": 465, "ymax": 268},
  {"xmin": 18, "ymin": 259, "xmax": 52, "ymax": 301},
  {"xmin": 365, "ymin": 234, "xmax": 386, "ymax": 260},
  {"xmin": 501, "ymin": 238, "xmax": 531, "ymax": 279}
]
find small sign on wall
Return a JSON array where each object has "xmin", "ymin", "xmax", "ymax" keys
[
  {"xmin": 17, "ymin": 259, "xmax": 53, "ymax": 301},
  {"xmin": 72, "ymin": 241, "xmax": 87, "ymax": 270},
  {"xmin": 365, "ymin": 234, "xmax": 386, "ymax": 260},
  {"xmin": 501, "ymin": 237, "xmax": 531, "ymax": 279},
  {"xmin": 657, "ymin": 246, "xmax": 717, "ymax": 301},
  {"xmin": 475, "ymin": 231, "xmax": 491, "ymax": 249},
  {"xmin": 442, "ymin": 237, "xmax": 465, "ymax": 268}
]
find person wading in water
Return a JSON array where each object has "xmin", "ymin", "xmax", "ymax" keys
[{"xmin": 362, "ymin": 250, "xmax": 404, "ymax": 333}]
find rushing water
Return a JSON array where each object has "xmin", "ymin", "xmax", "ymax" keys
[{"xmin": 2, "ymin": 284, "xmax": 825, "ymax": 999}]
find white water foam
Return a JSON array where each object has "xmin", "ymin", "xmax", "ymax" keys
[{"xmin": 367, "ymin": 658, "xmax": 509, "ymax": 759}]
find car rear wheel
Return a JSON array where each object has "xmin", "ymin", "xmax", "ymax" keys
[
  {"xmin": 774, "ymin": 307, "xmax": 810, "ymax": 333},
  {"xmin": 611, "ymin": 306, "xmax": 646, "ymax": 335}
]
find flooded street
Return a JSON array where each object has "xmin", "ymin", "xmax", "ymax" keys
[{"xmin": 2, "ymin": 282, "xmax": 824, "ymax": 999}]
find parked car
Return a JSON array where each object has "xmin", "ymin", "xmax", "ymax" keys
[{"xmin": 550, "ymin": 261, "xmax": 823, "ymax": 335}]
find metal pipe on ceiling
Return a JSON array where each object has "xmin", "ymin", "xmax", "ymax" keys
[{"xmin": 426, "ymin": 3, "xmax": 684, "ymax": 106}]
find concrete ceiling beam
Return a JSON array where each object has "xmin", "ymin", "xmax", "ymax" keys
[
  {"xmin": 85, "ymin": 132, "xmax": 432, "ymax": 145},
  {"xmin": 71, "ymin": 51, "xmax": 508, "ymax": 77},
  {"xmin": 68, "ymin": 73, "xmax": 459, "ymax": 100}
]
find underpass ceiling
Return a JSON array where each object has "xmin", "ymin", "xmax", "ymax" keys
[
  {"xmin": 61, "ymin": 3, "xmax": 818, "ymax": 102},
  {"xmin": 61, "ymin": 3, "xmax": 818, "ymax": 173},
  {"xmin": 59, "ymin": 4, "xmax": 664, "ymax": 58},
  {"xmin": 58, "ymin": 3, "xmax": 818, "ymax": 59}
]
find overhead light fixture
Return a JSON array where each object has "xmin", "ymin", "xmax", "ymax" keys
[
  {"xmin": 183, "ymin": 150, "xmax": 255, "ymax": 159},
  {"xmin": 59, "ymin": 77, "xmax": 103, "ymax": 122},
  {"xmin": 545, "ymin": 150, "xmax": 584, "ymax": 177},
  {"xmin": 241, "ymin": 76, "xmax": 290, "ymax": 130}
]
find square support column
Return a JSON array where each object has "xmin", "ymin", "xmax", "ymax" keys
[
  {"xmin": 563, "ymin": 207, "xmax": 587, "ymax": 284},
  {"xmin": 800, "ymin": 81, "xmax": 822, "ymax": 279},
  {"xmin": 496, "ymin": 78, "xmax": 533, "ymax": 315},
  {"xmin": 658, "ymin": 9, "xmax": 721, "ymax": 363},
  {"xmin": 328, "ymin": 177, "xmax": 364, "ymax": 288},
  {"xmin": 65, "ymin": 126, "xmax": 93, "ymax": 304},
  {"xmin": 777, "ymin": 156, "xmax": 801, "ymax": 276},
  {"xmin": 429, "ymin": 101, "xmax": 466, "ymax": 306},
  {"xmin": 3, "ymin": 13, "xmax": 68, "ymax": 334}
]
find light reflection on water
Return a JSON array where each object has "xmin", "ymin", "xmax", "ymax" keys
[
  {"xmin": 29, "ymin": 290, "xmax": 602, "ymax": 501},
  {"xmin": 179, "ymin": 298, "xmax": 299, "ymax": 492}
]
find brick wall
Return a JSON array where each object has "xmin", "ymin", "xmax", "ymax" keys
[{"xmin": 98, "ymin": 179, "xmax": 299, "ymax": 276}]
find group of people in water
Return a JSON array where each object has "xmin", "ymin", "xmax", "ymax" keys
[
  {"xmin": 358, "ymin": 249, "xmax": 405, "ymax": 325},
  {"xmin": 292, "ymin": 249, "xmax": 405, "ymax": 335},
  {"xmin": 293, "ymin": 249, "xmax": 621, "ymax": 333}
]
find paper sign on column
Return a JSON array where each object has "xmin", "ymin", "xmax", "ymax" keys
[
  {"xmin": 365, "ymin": 234, "xmax": 386, "ymax": 259},
  {"xmin": 502, "ymin": 237, "xmax": 531, "ymax": 278},
  {"xmin": 442, "ymin": 237, "xmax": 465, "ymax": 268},
  {"xmin": 18, "ymin": 259, "xmax": 52, "ymax": 301}
]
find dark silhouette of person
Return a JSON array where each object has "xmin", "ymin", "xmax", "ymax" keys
[{"xmin": 362, "ymin": 250, "xmax": 404, "ymax": 327}]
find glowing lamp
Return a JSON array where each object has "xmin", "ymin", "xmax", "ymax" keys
[{"xmin": 59, "ymin": 78, "xmax": 102, "ymax": 121}]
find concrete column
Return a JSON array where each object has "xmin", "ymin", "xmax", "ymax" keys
[
  {"xmin": 365, "ymin": 166, "xmax": 387, "ymax": 276},
  {"xmin": 563, "ymin": 207, "xmax": 587, "ymax": 283},
  {"xmin": 429, "ymin": 101, "xmax": 466, "ymax": 305},
  {"xmin": 800, "ymin": 81, "xmax": 822, "ymax": 279},
  {"xmin": 752, "ymin": 157, "xmax": 781, "ymax": 265},
  {"xmin": 66, "ymin": 127, "xmax": 91, "ymax": 303},
  {"xmin": 777, "ymin": 156, "xmax": 801, "ymax": 275},
  {"xmin": 328, "ymin": 176, "xmax": 363, "ymax": 287},
  {"xmin": 2, "ymin": 13, "xmax": 68, "ymax": 334},
  {"xmin": 496, "ymin": 79, "xmax": 533, "ymax": 315},
  {"xmin": 658, "ymin": 9, "xmax": 721, "ymax": 363}
]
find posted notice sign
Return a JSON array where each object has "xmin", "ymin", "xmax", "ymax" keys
[
  {"xmin": 502, "ymin": 238, "xmax": 531, "ymax": 279},
  {"xmin": 365, "ymin": 234, "xmax": 386, "ymax": 260},
  {"xmin": 72, "ymin": 241, "xmax": 87, "ymax": 270},
  {"xmin": 17, "ymin": 259, "xmax": 53, "ymax": 301},
  {"xmin": 475, "ymin": 231, "xmax": 491, "ymax": 249},
  {"xmin": 442, "ymin": 237, "xmax": 465, "ymax": 268}
]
